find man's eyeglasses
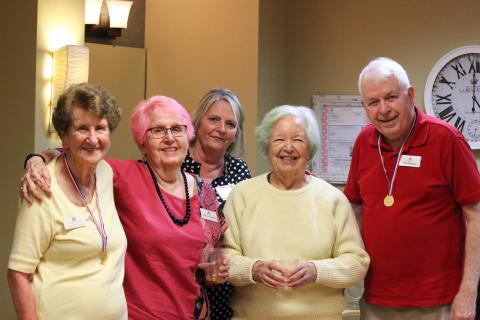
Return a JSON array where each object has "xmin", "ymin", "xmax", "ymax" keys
[{"xmin": 146, "ymin": 125, "xmax": 187, "ymax": 139}]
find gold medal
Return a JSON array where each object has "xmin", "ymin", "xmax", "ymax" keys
[
  {"xmin": 384, "ymin": 195, "xmax": 394, "ymax": 207},
  {"xmin": 377, "ymin": 113, "xmax": 417, "ymax": 210}
]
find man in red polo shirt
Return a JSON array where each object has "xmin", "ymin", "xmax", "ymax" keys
[{"xmin": 345, "ymin": 57, "xmax": 480, "ymax": 320}]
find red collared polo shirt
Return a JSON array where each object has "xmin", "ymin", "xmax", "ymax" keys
[{"xmin": 345, "ymin": 108, "xmax": 480, "ymax": 307}]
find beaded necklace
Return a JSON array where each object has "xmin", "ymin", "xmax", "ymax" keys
[{"xmin": 145, "ymin": 161, "xmax": 191, "ymax": 226}]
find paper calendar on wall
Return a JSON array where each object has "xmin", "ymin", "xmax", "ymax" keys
[{"xmin": 311, "ymin": 95, "xmax": 368, "ymax": 184}]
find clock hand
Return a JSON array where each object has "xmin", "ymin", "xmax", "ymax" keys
[{"xmin": 473, "ymin": 71, "xmax": 478, "ymax": 112}]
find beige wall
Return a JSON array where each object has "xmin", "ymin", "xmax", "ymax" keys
[
  {"xmin": 287, "ymin": 0, "xmax": 480, "ymax": 108},
  {"xmin": 258, "ymin": 0, "xmax": 480, "ymax": 172},
  {"xmin": 0, "ymin": 3, "xmax": 38, "ymax": 318},
  {"xmin": 35, "ymin": 0, "xmax": 85, "ymax": 151},
  {"xmin": 257, "ymin": 0, "xmax": 289, "ymax": 174},
  {"xmin": 145, "ymin": 0, "xmax": 259, "ymax": 172},
  {"xmin": 87, "ymin": 43, "xmax": 146, "ymax": 160},
  {"xmin": 284, "ymin": 0, "xmax": 480, "ymax": 162},
  {"xmin": 0, "ymin": 1, "xmax": 84, "ymax": 318}
]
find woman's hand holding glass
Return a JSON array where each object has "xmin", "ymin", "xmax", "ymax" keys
[{"xmin": 198, "ymin": 248, "xmax": 230, "ymax": 285}]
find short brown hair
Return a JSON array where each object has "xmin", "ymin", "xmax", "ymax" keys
[{"xmin": 52, "ymin": 82, "xmax": 121, "ymax": 134}]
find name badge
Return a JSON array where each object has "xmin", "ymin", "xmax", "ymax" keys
[
  {"xmin": 399, "ymin": 155, "xmax": 422, "ymax": 168},
  {"xmin": 64, "ymin": 215, "xmax": 86, "ymax": 230},
  {"xmin": 200, "ymin": 208, "xmax": 218, "ymax": 222},
  {"xmin": 215, "ymin": 184, "xmax": 234, "ymax": 201}
]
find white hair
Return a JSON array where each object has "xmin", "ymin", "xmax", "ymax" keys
[{"xmin": 358, "ymin": 57, "xmax": 410, "ymax": 96}]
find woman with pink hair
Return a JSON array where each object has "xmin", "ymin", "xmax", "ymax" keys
[{"xmin": 21, "ymin": 95, "xmax": 229, "ymax": 319}]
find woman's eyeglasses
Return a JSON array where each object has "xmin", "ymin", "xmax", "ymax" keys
[{"xmin": 146, "ymin": 125, "xmax": 187, "ymax": 139}]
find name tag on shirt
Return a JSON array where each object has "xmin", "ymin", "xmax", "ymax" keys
[
  {"xmin": 64, "ymin": 215, "xmax": 86, "ymax": 230},
  {"xmin": 201, "ymin": 208, "xmax": 218, "ymax": 222},
  {"xmin": 215, "ymin": 184, "xmax": 234, "ymax": 201},
  {"xmin": 399, "ymin": 155, "xmax": 422, "ymax": 168}
]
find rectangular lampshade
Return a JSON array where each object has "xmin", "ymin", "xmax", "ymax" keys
[{"xmin": 51, "ymin": 45, "xmax": 89, "ymax": 117}]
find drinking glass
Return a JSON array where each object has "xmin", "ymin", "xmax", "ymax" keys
[
  {"xmin": 201, "ymin": 247, "xmax": 223, "ymax": 282},
  {"xmin": 271, "ymin": 259, "xmax": 299, "ymax": 287}
]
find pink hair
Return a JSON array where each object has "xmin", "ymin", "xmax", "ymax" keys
[{"xmin": 129, "ymin": 95, "xmax": 194, "ymax": 146}]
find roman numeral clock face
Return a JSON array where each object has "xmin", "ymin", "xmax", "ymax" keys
[{"xmin": 424, "ymin": 46, "xmax": 480, "ymax": 149}]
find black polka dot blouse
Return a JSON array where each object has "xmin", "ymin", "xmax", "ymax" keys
[{"xmin": 183, "ymin": 152, "xmax": 251, "ymax": 320}]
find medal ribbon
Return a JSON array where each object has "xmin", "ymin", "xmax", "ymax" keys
[
  {"xmin": 377, "ymin": 112, "xmax": 417, "ymax": 198},
  {"xmin": 64, "ymin": 154, "xmax": 108, "ymax": 259}
]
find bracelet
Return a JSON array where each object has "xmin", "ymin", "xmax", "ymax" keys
[{"xmin": 24, "ymin": 153, "xmax": 46, "ymax": 169}]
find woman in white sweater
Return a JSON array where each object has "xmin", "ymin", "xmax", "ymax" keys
[{"xmin": 223, "ymin": 105, "xmax": 370, "ymax": 320}]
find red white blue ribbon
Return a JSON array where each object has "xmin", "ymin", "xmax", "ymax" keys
[{"xmin": 64, "ymin": 154, "xmax": 108, "ymax": 261}]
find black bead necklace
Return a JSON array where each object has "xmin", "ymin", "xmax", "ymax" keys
[{"xmin": 145, "ymin": 161, "xmax": 191, "ymax": 226}]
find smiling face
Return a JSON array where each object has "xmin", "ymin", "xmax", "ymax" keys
[
  {"xmin": 61, "ymin": 105, "xmax": 111, "ymax": 167},
  {"xmin": 361, "ymin": 76, "xmax": 416, "ymax": 148},
  {"xmin": 140, "ymin": 114, "xmax": 189, "ymax": 170},
  {"xmin": 268, "ymin": 116, "xmax": 310, "ymax": 177},
  {"xmin": 196, "ymin": 100, "xmax": 238, "ymax": 154}
]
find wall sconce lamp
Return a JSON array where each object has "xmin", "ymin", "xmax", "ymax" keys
[
  {"xmin": 85, "ymin": 0, "xmax": 133, "ymax": 40},
  {"xmin": 49, "ymin": 45, "xmax": 89, "ymax": 133}
]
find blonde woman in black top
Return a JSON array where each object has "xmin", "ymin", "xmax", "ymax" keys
[{"xmin": 183, "ymin": 88, "xmax": 251, "ymax": 319}]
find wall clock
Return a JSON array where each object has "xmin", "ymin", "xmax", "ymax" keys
[{"xmin": 424, "ymin": 45, "xmax": 480, "ymax": 149}]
